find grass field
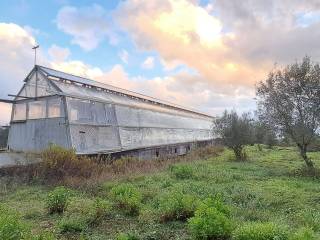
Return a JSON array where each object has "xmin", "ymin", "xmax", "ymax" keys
[{"xmin": 0, "ymin": 146, "xmax": 320, "ymax": 239}]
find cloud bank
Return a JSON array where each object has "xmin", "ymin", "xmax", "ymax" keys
[{"xmin": 2, "ymin": 0, "xmax": 320, "ymax": 124}]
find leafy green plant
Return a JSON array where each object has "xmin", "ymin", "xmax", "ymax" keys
[
  {"xmin": 46, "ymin": 186, "xmax": 70, "ymax": 214},
  {"xmin": 116, "ymin": 232, "xmax": 140, "ymax": 240},
  {"xmin": 0, "ymin": 205, "xmax": 29, "ymax": 240},
  {"xmin": 157, "ymin": 190, "xmax": 198, "ymax": 222},
  {"xmin": 32, "ymin": 231, "xmax": 56, "ymax": 240},
  {"xmin": 58, "ymin": 213, "xmax": 88, "ymax": 233},
  {"xmin": 233, "ymin": 222, "xmax": 289, "ymax": 240},
  {"xmin": 188, "ymin": 198, "xmax": 232, "ymax": 240},
  {"xmin": 296, "ymin": 209, "xmax": 320, "ymax": 232},
  {"xmin": 289, "ymin": 227, "xmax": 316, "ymax": 240},
  {"xmin": 89, "ymin": 198, "xmax": 112, "ymax": 225},
  {"xmin": 110, "ymin": 184, "xmax": 142, "ymax": 216},
  {"xmin": 170, "ymin": 164, "xmax": 194, "ymax": 179}
]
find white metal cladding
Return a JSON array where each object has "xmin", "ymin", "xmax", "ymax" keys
[
  {"xmin": 69, "ymin": 125, "xmax": 121, "ymax": 153},
  {"xmin": 8, "ymin": 118, "xmax": 70, "ymax": 152},
  {"xmin": 118, "ymin": 127, "xmax": 211, "ymax": 149},
  {"xmin": 115, "ymin": 105, "xmax": 212, "ymax": 129}
]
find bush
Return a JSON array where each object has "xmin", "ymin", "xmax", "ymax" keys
[
  {"xmin": 0, "ymin": 205, "xmax": 29, "ymax": 240},
  {"xmin": 188, "ymin": 198, "xmax": 232, "ymax": 240},
  {"xmin": 57, "ymin": 197, "xmax": 111, "ymax": 234},
  {"xmin": 233, "ymin": 222, "xmax": 289, "ymax": 240},
  {"xmin": 157, "ymin": 190, "xmax": 198, "ymax": 222},
  {"xmin": 170, "ymin": 164, "xmax": 194, "ymax": 179},
  {"xmin": 58, "ymin": 213, "xmax": 88, "ymax": 233},
  {"xmin": 46, "ymin": 186, "xmax": 70, "ymax": 214},
  {"xmin": 290, "ymin": 227, "xmax": 316, "ymax": 240},
  {"xmin": 110, "ymin": 184, "xmax": 142, "ymax": 216},
  {"xmin": 89, "ymin": 198, "xmax": 112, "ymax": 225},
  {"xmin": 116, "ymin": 233, "xmax": 140, "ymax": 240},
  {"xmin": 39, "ymin": 145, "xmax": 100, "ymax": 183}
]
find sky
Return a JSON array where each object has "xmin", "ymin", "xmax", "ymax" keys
[{"xmin": 1, "ymin": 0, "xmax": 320, "ymax": 125}]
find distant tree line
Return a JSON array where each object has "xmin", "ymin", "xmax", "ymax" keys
[
  {"xmin": 0, "ymin": 127, "xmax": 9, "ymax": 149},
  {"xmin": 213, "ymin": 56, "xmax": 320, "ymax": 171}
]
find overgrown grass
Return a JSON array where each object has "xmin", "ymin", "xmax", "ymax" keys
[{"xmin": 0, "ymin": 145, "xmax": 319, "ymax": 239}]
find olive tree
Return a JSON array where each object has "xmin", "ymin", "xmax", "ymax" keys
[
  {"xmin": 253, "ymin": 119, "xmax": 277, "ymax": 150},
  {"xmin": 257, "ymin": 56, "xmax": 320, "ymax": 169},
  {"xmin": 213, "ymin": 111, "xmax": 254, "ymax": 161}
]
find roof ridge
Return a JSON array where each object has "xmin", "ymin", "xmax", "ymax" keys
[{"xmin": 37, "ymin": 65, "xmax": 213, "ymax": 118}]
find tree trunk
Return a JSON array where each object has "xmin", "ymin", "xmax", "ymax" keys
[
  {"xmin": 298, "ymin": 144, "xmax": 314, "ymax": 169},
  {"xmin": 233, "ymin": 146, "xmax": 246, "ymax": 161}
]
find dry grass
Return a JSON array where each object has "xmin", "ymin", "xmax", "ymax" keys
[{"xmin": 0, "ymin": 145, "xmax": 223, "ymax": 190}]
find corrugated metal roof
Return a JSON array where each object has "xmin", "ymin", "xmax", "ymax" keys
[{"xmin": 37, "ymin": 65, "xmax": 213, "ymax": 118}]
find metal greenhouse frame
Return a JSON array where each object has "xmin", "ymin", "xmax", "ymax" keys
[{"xmin": 5, "ymin": 66, "xmax": 214, "ymax": 158}]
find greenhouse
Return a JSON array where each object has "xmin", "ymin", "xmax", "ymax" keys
[{"xmin": 6, "ymin": 65, "xmax": 214, "ymax": 157}]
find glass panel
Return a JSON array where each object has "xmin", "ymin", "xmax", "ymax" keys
[
  {"xmin": 91, "ymin": 102, "xmax": 106, "ymax": 124},
  {"xmin": 105, "ymin": 104, "xmax": 115, "ymax": 124},
  {"xmin": 48, "ymin": 98, "xmax": 63, "ymax": 118},
  {"xmin": 67, "ymin": 98, "xmax": 109, "ymax": 124},
  {"xmin": 67, "ymin": 98, "xmax": 92, "ymax": 123},
  {"xmin": 12, "ymin": 103, "xmax": 26, "ymax": 121},
  {"xmin": 28, "ymin": 100, "xmax": 46, "ymax": 119}
]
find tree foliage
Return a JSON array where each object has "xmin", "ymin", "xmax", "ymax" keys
[
  {"xmin": 253, "ymin": 120, "xmax": 277, "ymax": 149},
  {"xmin": 213, "ymin": 111, "xmax": 254, "ymax": 161},
  {"xmin": 257, "ymin": 56, "xmax": 320, "ymax": 169}
]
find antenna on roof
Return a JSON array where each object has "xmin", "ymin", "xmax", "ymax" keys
[{"xmin": 32, "ymin": 44, "xmax": 39, "ymax": 66}]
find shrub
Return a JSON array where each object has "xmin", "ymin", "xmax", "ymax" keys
[
  {"xmin": 39, "ymin": 145, "xmax": 100, "ymax": 183},
  {"xmin": 89, "ymin": 198, "xmax": 112, "ymax": 225},
  {"xmin": 188, "ymin": 198, "xmax": 232, "ymax": 240},
  {"xmin": 290, "ymin": 227, "xmax": 316, "ymax": 240},
  {"xmin": 170, "ymin": 164, "xmax": 194, "ymax": 179},
  {"xmin": 157, "ymin": 190, "xmax": 198, "ymax": 222},
  {"xmin": 46, "ymin": 186, "xmax": 70, "ymax": 214},
  {"xmin": 110, "ymin": 184, "xmax": 142, "ymax": 216},
  {"xmin": 58, "ymin": 213, "xmax": 88, "ymax": 233},
  {"xmin": 0, "ymin": 205, "xmax": 29, "ymax": 240},
  {"xmin": 116, "ymin": 233, "xmax": 140, "ymax": 240},
  {"xmin": 233, "ymin": 222, "xmax": 289, "ymax": 240}
]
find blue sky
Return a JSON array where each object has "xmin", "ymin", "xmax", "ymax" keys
[
  {"xmin": 0, "ymin": 0, "xmax": 163, "ymax": 77},
  {"xmin": 1, "ymin": 0, "xmax": 320, "ymax": 124}
]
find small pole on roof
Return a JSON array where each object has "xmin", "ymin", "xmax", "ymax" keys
[
  {"xmin": 32, "ymin": 44, "xmax": 39, "ymax": 98},
  {"xmin": 32, "ymin": 44, "xmax": 39, "ymax": 66}
]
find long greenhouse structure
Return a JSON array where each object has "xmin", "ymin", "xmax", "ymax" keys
[{"xmin": 4, "ymin": 65, "xmax": 214, "ymax": 158}]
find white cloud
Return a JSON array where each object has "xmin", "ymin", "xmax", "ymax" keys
[
  {"xmin": 141, "ymin": 56, "xmax": 154, "ymax": 69},
  {"xmin": 161, "ymin": 58, "xmax": 184, "ymax": 71},
  {"xmin": 48, "ymin": 44, "xmax": 70, "ymax": 62},
  {"xmin": 0, "ymin": 23, "xmax": 43, "ymax": 124},
  {"xmin": 0, "ymin": 20, "xmax": 257, "ymax": 125},
  {"xmin": 56, "ymin": 4, "xmax": 111, "ymax": 51},
  {"xmin": 118, "ymin": 49, "xmax": 129, "ymax": 64}
]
